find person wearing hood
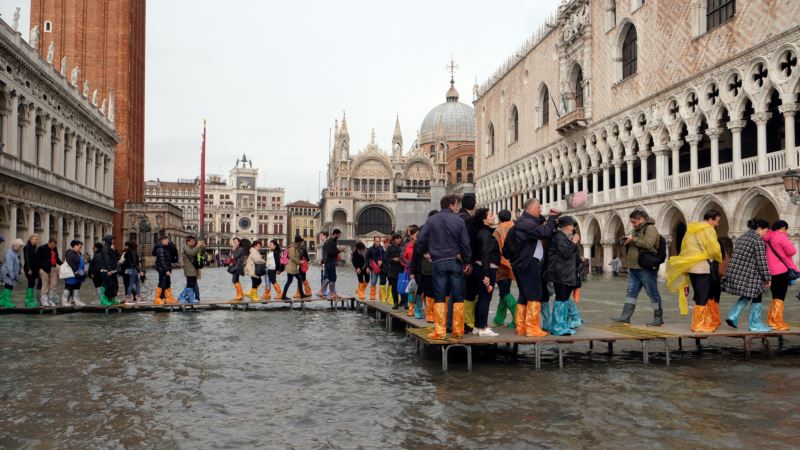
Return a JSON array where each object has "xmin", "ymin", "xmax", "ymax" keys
[
  {"xmin": 1, "ymin": 239, "xmax": 25, "ymax": 308},
  {"xmin": 665, "ymin": 210, "xmax": 723, "ymax": 332},
  {"xmin": 611, "ymin": 210, "xmax": 663, "ymax": 326},
  {"xmin": 763, "ymin": 220, "xmax": 797, "ymax": 330},
  {"xmin": 153, "ymin": 235, "xmax": 178, "ymax": 304},
  {"xmin": 244, "ymin": 240, "xmax": 266, "ymax": 301},
  {"xmin": 722, "ymin": 219, "xmax": 772, "ymax": 332},
  {"xmin": 98, "ymin": 235, "xmax": 120, "ymax": 306},
  {"xmin": 22, "ymin": 234, "xmax": 40, "ymax": 307},
  {"xmin": 545, "ymin": 216, "xmax": 584, "ymax": 336},
  {"xmin": 61, "ymin": 240, "xmax": 87, "ymax": 307}
]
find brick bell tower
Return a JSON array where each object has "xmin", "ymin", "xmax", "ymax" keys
[{"xmin": 30, "ymin": 0, "xmax": 146, "ymax": 243}]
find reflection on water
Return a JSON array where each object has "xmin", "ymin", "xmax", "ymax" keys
[{"xmin": 1, "ymin": 268, "xmax": 799, "ymax": 449}]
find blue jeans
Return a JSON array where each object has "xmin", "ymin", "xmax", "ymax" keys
[
  {"xmin": 625, "ymin": 268, "xmax": 662, "ymax": 307},
  {"xmin": 125, "ymin": 268, "xmax": 140, "ymax": 295},
  {"xmin": 432, "ymin": 259, "xmax": 464, "ymax": 304}
]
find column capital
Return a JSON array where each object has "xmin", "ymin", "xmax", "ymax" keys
[
  {"xmin": 591, "ymin": 167, "xmax": 601, "ymax": 174},
  {"xmin": 779, "ymin": 103, "xmax": 799, "ymax": 116},
  {"xmin": 685, "ymin": 134, "xmax": 701, "ymax": 145},
  {"xmin": 613, "ymin": 160, "xmax": 624, "ymax": 168},
  {"xmin": 638, "ymin": 151, "xmax": 652, "ymax": 160},
  {"xmin": 751, "ymin": 112, "xmax": 772, "ymax": 124},
  {"xmin": 623, "ymin": 155, "xmax": 637, "ymax": 163},
  {"xmin": 705, "ymin": 127, "xmax": 724, "ymax": 138},
  {"xmin": 668, "ymin": 140, "xmax": 683, "ymax": 151},
  {"xmin": 653, "ymin": 144, "xmax": 670, "ymax": 156}
]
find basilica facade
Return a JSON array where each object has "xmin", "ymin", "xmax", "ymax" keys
[
  {"xmin": 0, "ymin": 18, "xmax": 117, "ymax": 256},
  {"xmin": 320, "ymin": 78, "xmax": 475, "ymax": 242},
  {"xmin": 474, "ymin": 0, "xmax": 800, "ymax": 274}
]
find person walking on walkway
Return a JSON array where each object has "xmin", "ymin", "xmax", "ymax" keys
[
  {"xmin": 22, "ymin": 234, "xmax": 40, "ymax": 308},
  {"xmin": 229, "ymin": 238, "xmax": 247, "ymax": 302},
  {"xmin": 1, "ymin": 239, "xmax": 24, "ymax": 308},
  {"xmin": 763, "ymin": 220, "xmax": 796, "ymax": 330},
  {"xmin": 472, "ymin": 208, "xmax": 500, "ymax": 337},
  {"xmin": 36, "ymin": 238, "xmax": 61, "ymax": 307},
  {"xmin": 507, "ymin": 198, "xmax": 558, "ymax": 337},
  {"xmin": 611, "ymin": 210, "xmax": 663, "ymax": 326},
  {"xmin": 387, "ymin": 234, "xmax": 405, "ymax": 310},
  {"xmin": 261, "ymin": 239, "xmax": 283, "ymax": 300},
  {"xmin": 244, "ymin": 240, "xmax": 266, "ymax": 301},
  {"xmin": 281, "ymin": 236, "xmax": 305, "ymax": 300},
  {"xmin": 545, "ymin": 216, "xmax": 583, "ymax": 336},
  {"xmin": 98, "ymin": 235, "xmax": 121, "ymax": 306},
  {"xmin": 366, "ymin": 236, "xmax": 386, "ymax": 301},
  {"xmin": 402, "ymin": 225, "xmax": 421, "ymax": 318},
  {"xmin": 318, "ymin": 231, "xmax": 330, "ymax": 298},
  {"xmin": 417, "ymin": 194, "xmax": 472, "ymax": 339},
  {"xmin": 352, "ymin": 242, "xmax": 368, "ymax": 300},
  {"xmin": 381, "ymin": 237, "xmax": 394, "ymax": 304},
  {"xmin": 610, "ymin": 256, "xmax": 622, "ymax": 277},
  {"xmin": 723, "ymin": 219, "xmax": 772, "ymax": 332},
  {"xmin": 123, "ymin": 242, "xmax": 143, "ymax": 304},
  {"xmin": 181, "ymin": 236, "xmax": 205, "ymax": 304},
  {"xmin": 89, "ymin": 242, "xmax": 103, "ymax": 303},
  {"xmin": 459, "ymin": 194, "xmax": 477, "ymax": 333},
  {"xmin": 492, "ymin": 209, "xmax": 517, "ymax": 329},
  {"xmin": 666, "ymin": 210, "xmax": 723, "ymax": 332},
  {"xmin": 153, "ymin": 235, "xmax": 178, "ymax": 305},
  {"xmin": 319, "ymin": 229, "xmax": 342, "ymax": 300},
  {"xmin": 61, "ymin": 240, "xmax": 87, "ymax": 307}
]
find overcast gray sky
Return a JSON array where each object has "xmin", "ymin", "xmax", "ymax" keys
[{"xmin": 3, "ymin": 0, "xmax": 561, "ymax": 202}]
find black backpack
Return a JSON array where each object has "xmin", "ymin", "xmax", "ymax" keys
[
  {"xmin": 501, "ymin": 226, "xmax": 519, "ymax": 262},
  {"xmin": 638, "ymin": 234, "xmax": 667, "ymax": 270}
]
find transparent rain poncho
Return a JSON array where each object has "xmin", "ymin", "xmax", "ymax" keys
[{"xmin": 665, "ymin": 223, "xmax": 722, "ymax": 315}]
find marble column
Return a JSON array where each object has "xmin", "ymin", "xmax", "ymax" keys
[
  {"xmin": 41, "ymin": 211, "xmax": 50, "ymax": 244},
  {"xmin": 753, "ymin": 112, "xmax": 771, "ymax": 174},
  {"xmin": 669, "ymin": 140, "xmax": 682, "ymax": 179},
  {"xmin": 56, "ymin": 215, "xmax": 64, "ymax": 254},
  {"xmin": 729, "ymin": 120, "xmax": 745, "ymax": 178},
  {"xmin": 27, "ymin": 208, "xmax": 34, "ymax": 238},
  {"xmin": 707, "ymin": 127, "xmax": 722, "ymax": 182},
  {"xmin": 602, "ymin": 242, "xmax": 613, "ymax": 275},
  {"xmin": 602, "ymin": 164, "xmax": 610, "ymax": 202},
  {"xmin": 780, "ymin": 104, "xmax": 798, "ymax": 167},
  {"xmin": 8, "ymin": 204, "xmax": 17, "ymax": 241},
  {"xmin": 7, "ymin": 93, "xmax": 18, "ymax": 158},
  {"xmin": 687, "ymin": 134, "xmax": 700, "ymax": 186},
  {"xmin": 654, "ymin": 145, "xmax": 668, "ymax": 192}
]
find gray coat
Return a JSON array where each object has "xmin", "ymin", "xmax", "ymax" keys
[
  {"xmin": 2, "ymin": 248, "xmax": 21, "ymax": 287},
  {"xmin": 722, "ymin": 229, "xmax": 770, "ymax": 299},
  {"xmin": 183, "ymin": 244, "xmax": 204, "ymax": 278}
]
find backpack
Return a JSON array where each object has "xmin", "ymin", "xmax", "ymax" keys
[
  {"xmin": 192, "ymin": 251, "xmax": 208, "ymax": 269},
  {"xmin": 501, "ymin": 226, "xmax": 519, "ymax": 262},
  {"xmin": 638, "ymin": 234, "xmax": 667, "ymax": 271},
  {"xmin": 280, "ymin": 249, "xmax": 289, "ymax": 266}
]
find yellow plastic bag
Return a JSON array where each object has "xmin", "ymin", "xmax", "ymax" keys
[{"xmin": 665, "ymin": 222, "xmax": 722, "ymax": 315}]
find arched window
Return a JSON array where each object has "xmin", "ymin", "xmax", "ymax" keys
[
  {"xmin": 467, "ymin": 173, "xmax": 474, "ymax": 183},
  {"xmin": 510, "ymin": 105, "xmax": 519, "ymax": 143},
  {"xmin": 541, "ymin": 86, "xmax": 550, "ymax": 126},
  {"xmin": 456, "ymin": 172, "xmax": 462, "ymax": 183},
  {"xmin": 456, "ymin": 158, "xmax": 463, "ymax": 170},
  {"xmin": 575, "ymin": 69, "xmax": 584, "ymax": 108},
  {"xmin": 622, "ymin": 25, "xmax": 638, "ymax": 79},
  {"xmin": 467, "ymin": 156, "xmax": 474, "ymax": 170},
  {"xmin": 487, "ymin": 122, "xmax": 495, "ymax": 156}
]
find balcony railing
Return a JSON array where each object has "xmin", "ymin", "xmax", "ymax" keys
[
  {"xmin": 678, "ymin": 172, "xmax": 691, "ymax": 189},
  {"xmin": 555, "ymin": 107, "xmax": 587, "ymax": 134},
  {"xmin": 766, "ymin": 151, "xmax": 785, "ymax": 173},
  {"xmin": 698, "ymin": 167, "xmax": 711, "ymax": 186},
  {"xmin": 664, "ymin": 175, "xmax": 673, "ymax": 191},
  {"xmin": 742, "ymin": 156, "xmax": 758, "ymax": 177},
  {"xmin": 719, "ymin": 162, "xmax": 733, "ymax": 181},
  {"xmin": 645, "ymin": 179, "xmax": 657, "ymax": 194}
]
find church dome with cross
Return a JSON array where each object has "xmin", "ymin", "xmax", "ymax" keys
[{"xmin": 418, "ymin": 78, "xmax": 476, "ymax": 145}]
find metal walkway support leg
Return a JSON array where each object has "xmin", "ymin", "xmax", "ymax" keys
[
  {"xmin": 441, "ymin": 344, "xmax": 472, "ymax": 373},
  {"xmin": 641, "ymin": 340, "xmax": 650, "ymax": 365}
]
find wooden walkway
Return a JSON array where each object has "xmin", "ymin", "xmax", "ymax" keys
[
  {"xmin": 0, "ymin": 297, "xmax": 357, "ymax": 315},
  {"xmin": 355, "ymin": 298, "xmax": 800, "ymax": 372}
]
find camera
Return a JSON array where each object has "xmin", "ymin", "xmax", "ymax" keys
[{"xmin": 619, "ymin": 236, "xmax": 628, "ymax": 246}]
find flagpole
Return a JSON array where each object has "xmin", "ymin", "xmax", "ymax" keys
[{"xmin": 199, "ymin": 119, "xmax": 207, "ymax": 240}]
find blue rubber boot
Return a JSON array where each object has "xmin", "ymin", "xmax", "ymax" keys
[
  {"xmin": 747, "ymin": 302, "xmax": 772, "ymax": 332},
  {"xmin": 540, "ymin": 301, "xmax": 553, "ymax": 332},
  {"xmin": 567, "ymin": 298, "xmax": 584, "ymax": 329},
  {"xmin": 413, "ymin": 294, "xmax": 424, "ymax": 319},
  {"xmin": 726, "ymin": 297, "xmax": 748, "ymax": 329},
  {"xmin": 550, "ymin": 300, "xmax": 576, "ymax": 336}
]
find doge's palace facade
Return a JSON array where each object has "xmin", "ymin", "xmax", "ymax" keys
[
  {"xmin": 475, "ymin": 0, "xmax": 800, "ymax": 274},
  {"xmin": 0, "ymin": 18, "xmax": 117, "ymax": 256}
]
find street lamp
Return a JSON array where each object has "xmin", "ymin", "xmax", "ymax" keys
[{"xmin": 782, "ymin": 169, "xmax": 800, "ymax": 205}]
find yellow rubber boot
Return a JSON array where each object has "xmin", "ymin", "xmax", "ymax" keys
[
  {"xmin": 425, "ymin": 296, "xmax": 435, "ymax": 323},
  {"xmin": 690, "ymin": 305, "xmax": 715, "ymax": 332},
  {"xmin": 452, "ymin": 302, "xmax": 465, "ymax": 339},
  {"xmin": 247, "ymin": 288, "xmax": 259, "ymax": 301},
  {"xmin": 525, "ymin": 302, "xmax": 548, "ymax": 337},
  {"xmin": 768, "ymin": 299, "xmax": 789, "ymax": 331},
  {"xmin": 515, "ymin": 303, "xmax": 527, "ymax": 336},
  {"xmin": 379, "ymin": 284, "xmax": 386, "ymax": 302},
  {"xmin": 464, "ymin": 299, "xmax": 476, "ymax": 329}
]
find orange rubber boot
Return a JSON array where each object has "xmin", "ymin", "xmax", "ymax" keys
[
  {"xmin": 515, "ymin": 303, "xmax": 527, "ymax": 336},
  {"xmin": 260, "ymin": 286, "xmax": 271, "ymax": 300},
  {"xmin": 768, "ymin": 299, "xmax": 789, "ymax": 331},
  {"xmin": 708, "ymin": 300, "xmax": 721, "ymax": 330},
  {"xmin": 452, "ymin": 302, "xmax": 465, "ymax": 339},
  {"xmin": 272, "ymin": 283, "xmax": 282, "ymax": 299},
  {"xmin": 164, "ymin": 288, "xmax": 178, "ymax": 305},
  {"xmin": 231, "ymin": 282, "xmax": 244, "ymax": 302},
  {"xmin": 690, "ymin": 305, "xmax": 715, "ymax": 332},
  {"xmin": 369, "ymin": 285, "xmax": 376, "ymax": 300},
  {"xmin": 525, "ymin": 301, "xmax": 548, "ymax": 337},
  {"xmin": 425, "ymin": 296, "xmax": 434, "ymax": 323},
  {"xmin": 303, "ymin": 280, "xmax": 312, "ymax": 297},
  {"xmin": 427, "ymin": 302, "xmax": 447, "ymax": 339},
  {"xmin": 154, "ymin": 288, "xmax": 164, "ymax": 305}
]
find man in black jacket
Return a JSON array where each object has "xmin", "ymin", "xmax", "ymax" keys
[
  {"xmin": 98, "ymin": 235, "xmax": 120, "ymax": 306},
  {"xmin": 417, "ymin": 195, "xmax": 472, "ymax": 339},
  {"xmin": 319, "ymin": 229, "xmax": 342, "ymax": 299},
  {"xmin": 22, "ymin": 234, "xmax": 40, "ymax": 307},
  {"xmin": 366, "ymin": 236, "xmax": 386, "ymax": 300},
  {"xmin": 35, "ymin": 238, "xmax": 61, "ymax": 307},
  {"xmin": 153, "ymin": 235, "xmax": 178, "ymax": 304},
  {"xmin": 509, "ymin": 198, "xmax": 558, "ymax": 337}
]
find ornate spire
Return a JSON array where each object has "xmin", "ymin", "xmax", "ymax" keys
[
  {"xmin": 445, "ymin": 56, "xmax": 460, "ymax": 103},
  {"xmin": 393, "ymin": 113, "xmax": 402, "ymax": 140},
  {"xmin": 370, "ymin": 128, "xmax": 376, "ymax": 145},
  {"xmin": 392, "ymin": 114, "xmax": 403, "ymax": 159},
  {"xmin": 340, "ymin": 110, "xmax": 349, "ymax": 137}
]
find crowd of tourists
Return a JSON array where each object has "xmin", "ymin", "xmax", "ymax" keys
[{"xmin": 0, "ymin": 193, "xmax": 796, "ymax": 337}]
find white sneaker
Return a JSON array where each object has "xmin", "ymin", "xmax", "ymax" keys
[
  {"xmin": 478, "ymin": 328, "xmax": 499, "ymax": 337},
  {"xmin": 472, "ymin": 328, "xmax": 481, "ymax": 335}
]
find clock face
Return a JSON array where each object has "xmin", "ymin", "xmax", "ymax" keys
[{"xmin": 238, "ymin": 217, "xmax": 252, "ymax": 230}]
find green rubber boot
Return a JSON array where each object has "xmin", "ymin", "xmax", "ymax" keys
[
  {"xmin": 1, "ymin": 288, "xmax": 16, "ymax": 308},
  {"xmin": 492, "ymin": 295, "xmax": 508, "ymax": 327},
  {"xmin": 504, "ymin": 294, "xmax": 517, "ymax": 329},
  {"xmin": 99, "ymin": 287, "xmax": 113, "ymax": 306},
  {"xmin": 24, "ymin": 288, "xmax": 37, "ymax": 308}
]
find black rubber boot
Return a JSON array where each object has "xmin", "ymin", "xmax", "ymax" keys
[
  {"xmin": 646, "ymin": 308, "xmax": 663, "ymax": 327},
  {"xmin": 611, "ymin": 303, "xmax": 636, "ymax": 324}
]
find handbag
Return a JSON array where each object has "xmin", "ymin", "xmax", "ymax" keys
[
  {"xmin": 405, "ymin": 278, "xmax": 418, "ymax": 295},
  {"xmin": 369, "ymin": 260, "xmax": 381, "ymax": 274},
  {"xmin": 766, "ymin": 241, "xmax": 800, "ymax": 280},
  {"xmin": 227, "ymin": 264, "xmax": 238, "ymax": 275},
  {"xmin": 254, "ymin": 262, "xmax": 267, "ymax": 277},
  {"xmin": 397, "ymin": 271, "xmax": 410, "ymax": 294},
  {"xmin": 58, "ymin": 262, "xmax": 75, "ymax": 280},
  {"xmin": 300, "ymin": 258, "xmax": 309, "ymax": 273}
]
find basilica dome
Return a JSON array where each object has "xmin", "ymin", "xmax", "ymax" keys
[{"xmin": 418, "ymin": 80, "xmax": 475, "ymax": 145}]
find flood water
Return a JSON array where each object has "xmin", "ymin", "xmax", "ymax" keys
[{"xmin": 1, "ymin": 267, "xmax": 799, "ymax": 449}]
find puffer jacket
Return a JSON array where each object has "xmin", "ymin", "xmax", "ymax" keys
[
  {"xmin": 285, "ymin": 243, "xmax": 301, "ymax": 275},
  {"xmin": 64, "ymin": 248, "xmax": 85, "ymax": 286},
  {"xmin": 623, "ymin": 218, "xmax": 659, "ymax": 270},
  {"xmin": 23, "ymin": 241, "xmax": 38, "ymax": 274},
  {"xmin": 763, "ymin": 229, "xmax": 798, "ymax": 276},
  {"xmin": 2, "ymin": 248, "xmax": 21, "ymax": 287},
  {"xmin": 546, "ymin": 231, "xmax": 580, "ymax": 288},
  {"xmin": 98, "ymin": 235, "xmax": 118, "ymax": 273},
  {"xmin": 244, "ymin": 247, "xmax": 265, "ymax": 277},
  {"xmin": 152, "ymin": 242, "xmax": 174, "ymax": 273}
]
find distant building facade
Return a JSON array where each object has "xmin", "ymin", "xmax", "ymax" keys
[
  {"xmin": 0, "ymin": 18, "xmax": 118, "ymax": 256},
  {"xmin": 286, "ymin": 200, "xmax": 319, "ymax": 259},
  {"xmin": 144, "ymin": 178, "xmax": 201, "ymax": 235},
  {"xmin": 123, "ymin": 201, "xmax": 186, "ymax": 266}
]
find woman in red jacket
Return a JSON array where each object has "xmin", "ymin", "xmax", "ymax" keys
[{"xmin": 402, "ymin": 225, "xmax": 419, "ymax": 317}]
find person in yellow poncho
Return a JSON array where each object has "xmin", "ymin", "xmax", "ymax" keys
[{"xmin": 665, "ymin": 211, "xmax": 723, "ymax": 332}]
